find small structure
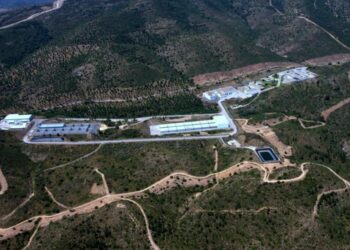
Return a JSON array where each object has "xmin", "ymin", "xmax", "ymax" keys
[
  {"xmin": 256, "ymin": 148, "xmax": 279, "ymax": 163},
  {"xmin": 0, "ymin": 114, "xmax": 32, "ymax": 130},
  {"xmin": 150, "ymin": 115, "xmax": 231, "ymax": 136}
]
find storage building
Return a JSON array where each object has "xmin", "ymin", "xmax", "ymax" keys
[{"xmin": 150, "ymin": 115, "xmax": 231, "ymax": 136}]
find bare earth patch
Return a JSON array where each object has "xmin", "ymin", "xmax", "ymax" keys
[
  {"xmin": 193, "ymin": 62, "xmax": 300, "ymax": 86},
  {"xmin": 90, "ymin": 183, "xmax": 105, "ymax": 195},
  {"xmin": 321, "ymin": 98, "xmax": 350, "ymax": 121},
  {"xmin": 303, "ymin": 53, "xmax": 350, "ymax": 66}
]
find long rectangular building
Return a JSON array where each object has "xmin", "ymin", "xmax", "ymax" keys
[{"xmin": 150, "ymin": 115, "xmax": 231, "ymax": 136}]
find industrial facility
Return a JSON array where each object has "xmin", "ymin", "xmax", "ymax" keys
[
  {"xmin": 202, "ymin": 82, "xmax": 263, "ymax": 102},
  {"xmin": 262, "ymin": 67, "xmax": 317, "ymax": 84},
  {"xmin": 202, "ymin": 67, "xmax": 317, "ymax": 103},
  {"xmin": 33, "ymin": 122, "xmax": 100, "ymax": 137},
  {"xmin": 150, "ymin": 115, "xmax": 231, "ymax": 136},
  {"xmin": 0, "ymin": 114, "xmax": 32, "ymax": 130}
]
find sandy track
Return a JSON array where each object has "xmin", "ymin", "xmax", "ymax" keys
[
  {"xmin": 237, "ymin": 119, "xmax": 293, "ymax": 157},
  {"xmin": 1, "ymin": 193, "xmax": 35, "ymax": 221},
  {"xmin": 193, "ymin": 62, "xmax": 300, "ymax": 86},
  {"xmin": 298, "ymin": 119, "xmax": 325, "ymax": 129},
  {"xmin": 213, "ymin": 146, "xmax": 218, "ymax": 172},
  {"xmin": 0, "ymin": 160, "xmax": 305, "ymax": 241},
  {"xmin": 311, "ymin": 163, "xmax": 350, "ymax": 220},
  {"xmin": 303, "ymin": 53, "xmax": 350, "ymax": 66},
  {"xmin": 44, "ymin": 144, "xmax": 103, "ymax": 172},
  {"xmin": 321, "ymin": 98, "xmax": 350, "ymax": 121},
  {"xmin": 298, "ymin": 16, "xmax": 350, "ymax": 50},
  {"xmin": 94, "ymin": 169, "xmax": 110, "ymax": 195},
  {"xmin": 0, "ymin": 167, "xmax": 8, "ymax": 195},
  {"xmin": 121, "ymin": 199, "xmax": 160, "ymax": 250},
  {"xmin": 191, "ymin": 206, "xmax": 278, "ymax": 216},
  {"xmin": 45, "ymin": 187, "xmax": 70, "ymax": 210}
]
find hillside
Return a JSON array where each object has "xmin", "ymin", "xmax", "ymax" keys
[{"xmin": 0, "ymin": 0, "xmax": 349, "ymax": 117}]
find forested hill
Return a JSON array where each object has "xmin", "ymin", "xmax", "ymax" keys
[{"xmin": 0, "ymin": 0, "xmax": 349, "ymax": 117}]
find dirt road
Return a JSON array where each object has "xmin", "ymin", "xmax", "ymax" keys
[
  {"xmin": 44, "ymin": 144, "xmax": 103, "ymax": 172},
  {"xmin": 321, "ymin": 98, "xmax": 350, "ymax": 121},
  {"xmin": 237, "ymin": 119, "xmax": 293, "ymax": 157},
  {"xmin": 298, "ymin": 16, "xmax": 350, "ymax": 50},
  {"xmin": 94, "ymin": 169, "xmax": 110, "ymax": 195},
  {"xmin": 303, "ymin": 54, "xmax": 350, "ymax": 66},
  {"xmin": 311, "ymin": 162, "xmax": 350, "ymax": 219},
  {"xmin": 193, "ymin": 62, "xmax": 300, "ymax": 86},
  {"xmin": 0, "ymin": 167, "xmax": 8, "ymax": 195}
]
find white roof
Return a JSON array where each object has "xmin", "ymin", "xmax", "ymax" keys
[
  {"xmin": 4, "ymin": 114, "xmax": 32, "ymax": 120},
  {"xmin": 150, "ymin": 115, "xmax": 230, "ymax": 135}
]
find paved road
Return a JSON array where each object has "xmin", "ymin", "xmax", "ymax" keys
[
  {"xmin": 24, "ymin": 134, "xmax": 231, "ymax": 145},
  {"xmin": 0, "ymin": 0, "xmax": 65, "ymax": 30},
  {"xmin": 23, "ymin": 99, "xmax": 237, "ymax": 145}
]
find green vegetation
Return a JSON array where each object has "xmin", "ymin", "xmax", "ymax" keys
[
  {"xmin": 37, "ymin": 94, "xmax": 217, "ymax": 118},
  {"xmin": 139, "ymin": 165, "xmax": 347, "ymax": 249},
  {"xmin": 8, "ymin": 203, "xmax": 149, "ymax": 249},
  {"xmin": 236, "ymin": 64, "xmax": 350, "ymax": 120}
]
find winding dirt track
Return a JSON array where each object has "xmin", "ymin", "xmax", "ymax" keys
[
  {"xmin": 321, "ymin": 98, "xmax": 350, "ymax": 121},
  {"xmin": 237, "ymin": 119, "xmax": 293, "ymax": 157},
  {"xmin": 44, "ymin": 144, "xmax": 103, "ymax": 172},
  {"xmin": 45, "ymin": 187, "xmax": 70, "ymax": 210},
  {"xmin": 297, "ymin": 16, "xmax": 350, "ymax": 50},
  {"xmin": 311, "ymin": 163, "xmax": 350, "ymax": 220},
  {"xmin": 0, "ymin": 160, "xmax": 307, "ymax": 242},
  {"xmin": 94, "ymin": 169, "xmax": 110, "ymax": 195},
  {"xmin": 121, "ymin": 198, "xmax": 160, "ymax": 250},
  {"xmin": 0, "ymin": 167, "xmax": 8, "ymax": 195}
]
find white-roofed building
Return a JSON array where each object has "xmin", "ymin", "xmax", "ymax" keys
[
  {"xmin": 262, "ymin": 67, "xmax": 317, "ymax": 84},
  {"xmin": 150, "ymin": 115, "xmax": 231, "ymax": 136},
  {"xmin": 0, "ymin": 114, "xmax": 32, "ymax": 130}
]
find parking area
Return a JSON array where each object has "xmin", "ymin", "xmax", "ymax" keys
[{"xmin": 33, "ymin": 122, "xmax": 100, "ymax": 137}]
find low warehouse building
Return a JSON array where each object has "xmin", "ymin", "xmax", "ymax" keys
[
  {"xmin": 150, "ymin": 115, "xmax": 231, "ymax": 136},
  {"xmin": 0, "ymin": 114, "xmax": 32, "ymax": 130}
]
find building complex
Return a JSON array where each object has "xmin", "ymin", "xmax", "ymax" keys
[
  {"xmin": 202, "ymin": 67, "xmax": 317, "ymax": 102},
  {"xmin": 150, "ymin": 115, "xmax": 231, "ymax": 136}
]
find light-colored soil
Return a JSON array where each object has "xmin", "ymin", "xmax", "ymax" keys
[
  {"xmin": 193, "ymin": 62, "xmax": 300, "ymax": 86},
  {"xmin": 94, "ymin": 169, "xmax": 110, "ymax": 195},
  {"xmin": 303, "ymin": 53, "xmax": 350, "ymax": 66},
  {"xmin": 262, "ymin": 115, "xmax": 297, "ymax": 127},
  {"xmin": 311, "ymin": 163, "xmax": 350, "ymax": 220},
  {"xmin": 90, "ymin": 183, "xmax": 106, "ymax": 195},
  {"xmin": 0, "ymin": 167, "xmax": 8, "ymax": 196},
  {"xmin": 298, "ymin": 119, "xmax": 326, "ymax": 129},
  {"xmin": 1, "ymin": 158, "xmax": 349, "ymax": 246},
  {"xmin": 45, "ymin": 187, "xmax": 70, "ymax": 210},
  {"xmin": 213, "ymin": 146, "xmax": 218, "ymax": 172},
  {"xmin": 190, "ymin": 206, "xmax": 278, "ymax": 216},
  {"xmin": 0, "ymin": 193, "xmax": 35, "ymax": 221},
  {"xmin": 321, "ymin": 98, "xmax": 350, "ymax": 121},
  {"xmin": 121, "ymin": 198, "xmax": 160, "ymax": 250},
  {"xmin": 297, "ymin": 16, "xmax": 350, "ymax": 50},
  {"xmin": 237, "ymin": 119, "xmax": 293, "ymax": 157}
]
